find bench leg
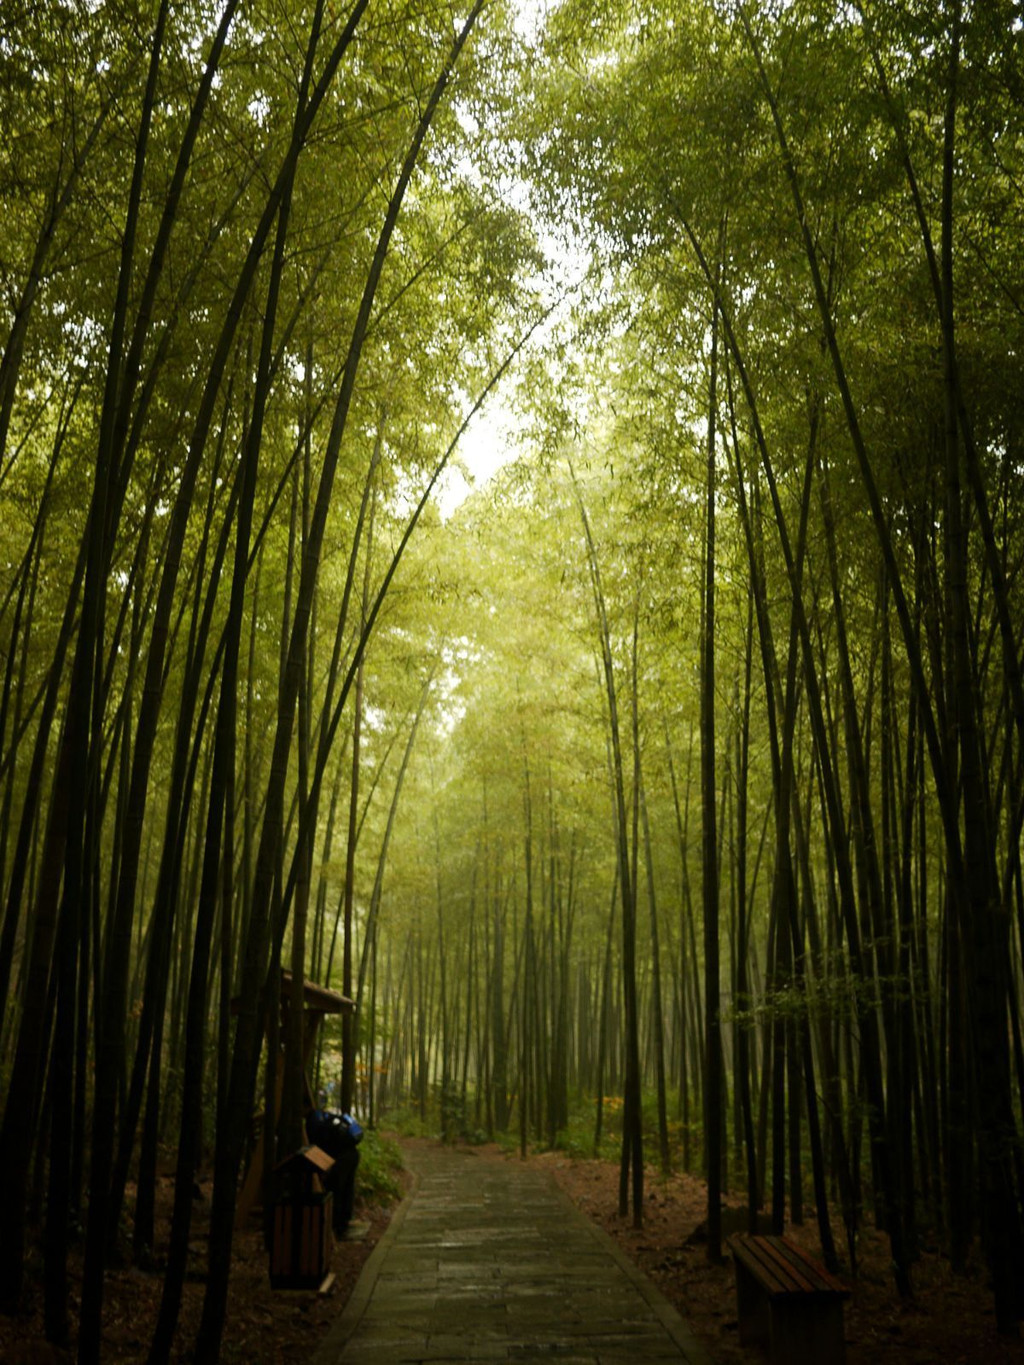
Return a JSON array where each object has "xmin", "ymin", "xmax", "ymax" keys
[
  {"xmin": 735, "ymin": 1260, "xmax": 771, "ymax": 1348},
  {"xmin": 770, "ymin": 1298, "xmax": 846, "ymax": 1365}
]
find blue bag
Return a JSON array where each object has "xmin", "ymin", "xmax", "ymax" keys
[{"xmin": 308, "ymin": 1108, "xmax": 363, "ymax": 1155}]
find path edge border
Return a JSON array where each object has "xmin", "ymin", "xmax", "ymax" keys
[
  {"xmin": 542, "ymin": 1167, "xmax": 717, "ymax": 1365},
  {"xmin": 308, "ymin": 1163, "xmax": 422, "ymax": 1365}
]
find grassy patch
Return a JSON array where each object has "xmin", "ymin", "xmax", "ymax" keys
[{"xmin": 356, "ymin": 1129, "xmax": 404, "ymax": 1205}]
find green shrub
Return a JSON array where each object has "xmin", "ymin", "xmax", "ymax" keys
[
  {"xmin": 552, "ymin": 1106, "xmax": 621, "ymax": 1162},
  {"xmin": 356, "ymin": 1129, "xmax": 404, "ymax": 1206},
  {"xmin": 380, "ymin": 1103, "xmax": 439, "ymax": 1138}
]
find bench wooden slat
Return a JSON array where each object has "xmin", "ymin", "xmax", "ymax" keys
[
  {"xmin": 757, "ymin": 1237, "xmax": 842, "ymax": 1295},
  {"xmin": 748, "ymin": 1237, "xmax": 820, "ymax": 1294},
  {"xmin": 773, "ymin": 1237, "xmax": 849, "ymax": 1297},
  {"xmin": 732, "ymin": 1236, "xmax": 803, "ymax": 1296},
  {"xmin": 731, "ymin": 1233, "xmax": 849, "ymax": 1299}
]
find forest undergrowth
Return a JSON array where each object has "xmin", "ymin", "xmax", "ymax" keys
[
  {"xmin": 540, "ymin": 1146, "xmax": 1024, "ymax": 1365},
  {"xmin": 0, "ymin": 1133, "xmax": 405, "ymax": 1365}
]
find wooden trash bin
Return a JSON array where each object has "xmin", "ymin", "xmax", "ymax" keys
[
  {"xmin": 234, "ymin": 973, "xmax": 355, "ymax": 1230},
  {"xmin": 269, "ymin": 1145, "xmax": 335, "ymax": 1290}
]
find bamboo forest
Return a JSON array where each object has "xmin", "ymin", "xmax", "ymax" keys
[{"xmin": 1, "ymin": 0, "xmax": 1023, "ymax": 1361}]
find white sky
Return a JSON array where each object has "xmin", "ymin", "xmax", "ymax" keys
[
  {"xmin": 432, "ymin": 0, "xmax": 586, "ymax": 518},
  {"xmin": 436, "ymin": 394, "xmax": 515, "ymax": 518}
]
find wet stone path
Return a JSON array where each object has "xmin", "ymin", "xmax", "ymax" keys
[{"xmin": 310, "ymin": 1141, "xmax": 714, "ymax": 1365}]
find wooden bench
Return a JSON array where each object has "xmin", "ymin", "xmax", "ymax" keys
[{"xmin": 730, "ymin": 1232, "xmax": 850, "ymax": 1365}]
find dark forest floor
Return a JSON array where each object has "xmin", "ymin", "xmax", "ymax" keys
[
  {"xmin": 3, "ymin": 1142, "xmax": 1024, "ymax": 1363},
  {"xmin": 0, "ymin": 1165, "xmax": 401, "ymax": 1365},
  {"xmin": 537, "ymin": 1148, "xmax": 1024, "ymax": 1365}
]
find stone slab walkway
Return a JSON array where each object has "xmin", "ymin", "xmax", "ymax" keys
[{"xmin": 310, "ymin": 1142, "xmax": 714, "ymax": 1365}]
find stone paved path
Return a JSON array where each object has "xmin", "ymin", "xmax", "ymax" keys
[{"xmin": 310, "ymin": 1142, "xmax": 714, "ymax": 1365}]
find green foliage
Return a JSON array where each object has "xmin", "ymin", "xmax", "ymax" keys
[
  {"xmin": 551, "ymin": 1105, "xmax": 620, "ymax": 1164},
  {"xmin": 355, "ymin": 1129, "xmax": 404, "ymax": 1207},
  {"xmin": 381, "ymin": 1107, "xmax": 421, "ymax": 1138},
  {"xmin": 438, "ymin": 1081, "xmax": 482, "ymax": 1145},
  {"xmin": 492, "ymin": 1129, "xmax": 520, "ymax": 1157}
]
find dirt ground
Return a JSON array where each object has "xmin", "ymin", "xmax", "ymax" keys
[
  {"xmin": 3, "ymin": 1143, "xmax": 1024, "ymax": 1363},
  {"xmin": 533, "ymin": 1148, "xmax": 1024, "ymax": 1365},
  {"xmin": 0, "ymin": 1170, "xmax": 400, "ymax": 1365}
]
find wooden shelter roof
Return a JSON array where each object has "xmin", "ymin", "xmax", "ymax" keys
[
  {"xmin": 231, "ymin": 970, "xmax": 355, "ymax": 1017},
  {"xmin": 280, "ymin": 970, "xmax": 354, "ymax": 1014}
]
